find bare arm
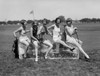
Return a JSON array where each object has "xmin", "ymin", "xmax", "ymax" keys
[
  {"xmin": 47, "ymin": 24, "xmax": 55, "ymax": 36},
  {"xmin": 25, "ymin": 30, "xmax": 30, "ymax": 34},
  {"xmin": 37, "ymin": 26, "xmax": 43, "ymax": 35},
  {"xmin": 47, "ymin": 29, "xmax": 53, "ymax": 37},
  {"xmin": 13, "ymin": 27, "xmax": 22, "ymax": 38},
  {"xmin": 48, "ymin": 24, "xmax": 54, "ymax": 30}
]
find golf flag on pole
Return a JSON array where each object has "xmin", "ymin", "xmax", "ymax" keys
[
  {"xmin": 30, "ymin": 10, "xmax": 35, "ymax": 20},
  {"xmin": 30, "ymin": 10, "xmax": 34, "ymax": 14}
]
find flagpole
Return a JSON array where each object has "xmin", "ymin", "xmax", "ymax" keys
[
  {"xmin": 30, "ymin": 10, "xmax": 35, "ymax": 21},
  {"xmin": 32, "ymin": 11, "xmax": 34, "ymax": 21}
]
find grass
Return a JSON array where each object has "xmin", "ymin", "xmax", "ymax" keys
[{"xmin": 0, "ymin": 23, "xmax": 100, "ymax": 76}]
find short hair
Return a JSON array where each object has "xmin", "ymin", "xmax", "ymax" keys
[
  {"xmin": 55, "ymin": 17, "xmax": 61, "ymax": 24},
  {"xmin": 32, "ymin": 20, "xmax": 38, "ymax": 25},
  {"xmin": 20, "ymin": 20, "xmax": 25, "ymax": 25},
  {"xmin": 66, "ymin": 18, "xmax": 72, "ymax": 22}
]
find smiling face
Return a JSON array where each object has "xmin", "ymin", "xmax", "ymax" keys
[
  {"xmin": 55, "ymin": 18, "xmax": 61, "ymax": 27},
  {"xmin": 56, "ymin": 18, "xmax": 61, "ymax": 24}
]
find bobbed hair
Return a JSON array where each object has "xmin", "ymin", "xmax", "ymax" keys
[
  {"xmin": 66, "ymin": 18, "xmax": 72, "ymax": 23},
  {"xmin": 55, "ymin": 17, "xmax": 61, "ymax": 24}
]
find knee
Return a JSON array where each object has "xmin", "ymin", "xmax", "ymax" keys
[
  {"xmin": 48, "ymin": 42, "xmax": 53, "ymax": 48},
  {"xmin": 54, "ymin": 39, "xmax": 60, "ymax": 43},
  {"xmin": 34, "ymin": 41, "xmax": 38, "ymax": 47},
  {"xmin": 27, "ymin": 39, "xmax": 31, "ymax": 44},
  {"xmin": 47, "ymin": 42, "xmax": 53, "ymax": 48},
  {"xmin": 53, "ymin": 38, "xmax": 58, "ymax": 42},
  {"xmin": 49, "ymin": 44, "xmax": 53, "ymax": 48}
]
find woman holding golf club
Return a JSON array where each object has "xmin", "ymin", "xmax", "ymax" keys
[
  {"xmin": 13, "ymin": 20, "xmax": 30, "ymax": 59},
  {"xmin": 65, "ymin": 18, "xmax": 90, "ymax": 59}
]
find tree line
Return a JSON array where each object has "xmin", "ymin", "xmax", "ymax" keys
[
  {"xmin": 0, "ymin": 17, "xmax": 100, "ymax": 25},
  {"xmin": 0, "ymin": 19, "xmax": 51, "ymax": 25},
  {"xmin": 79, "ymin": 18, "xmax": 100, "ymax": 23},
  {"xmin": 0, "ymin": 16, "xmax": 65, "ymax": 25}
]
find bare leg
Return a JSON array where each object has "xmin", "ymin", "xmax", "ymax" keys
[
  {"xmin": 43, "ymin": 40, "xmax": 53, "ymax": 59},
  {"xmin": 57, "ymin": 39, "xmax": 73, "ymax": 49},
  {"xmin": 24, "ymin": 45, "xmax": 30, "ymax": 58},
  {"xmin": 24, "ymin": 53, "xmax": 27, "ymax": 58},
  {"xmin": 18, "ymin": 43, "xmax": 24, "ymax": 59},
  {"xmin": 22, "ymin": 40, "xmax": 30, "ymax": 58},
  {"xmin": 33, "ymin": 41, "xmax": 39, "ymax": 62},
  {"xmin": 19, "ymin": 37, "xmax": 30, "ymax": 59},
  {"xmin": 67, "ymin": 38, "xmax": 89, "ymax": 59}
]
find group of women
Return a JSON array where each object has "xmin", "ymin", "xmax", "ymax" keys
[{"xmin": 13, "ymin": 17, "xmax": 90, "ymax": 62}]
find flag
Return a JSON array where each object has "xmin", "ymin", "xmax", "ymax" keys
[
  {"xmin": 30, "ymin": 10, "xmax": 35, "ymax": 20},
  {"xmin": 30, "ymin": 10, "xmax": 34, "ymax": 14}
]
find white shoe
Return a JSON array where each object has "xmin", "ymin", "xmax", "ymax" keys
[
  {"xmin": 35, "ymin": 57, "xmax": 38, "ymax": 62},
  {"xmin": 45, "ymin": 56, "xmax": 48, "ymax": 59},
  {"xmin": 35, "ymin": 59, "xmax": 38, "ymax": 62}
]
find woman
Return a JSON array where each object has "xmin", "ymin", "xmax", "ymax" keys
[
  {"xmin": 13, "ymin": 21, "xmax": 30, "ymax": 59},
  {"xmin": 30, "ymin": 20, "xmax": 40, "ymax": 62},
  {"xmin": 48, "ymin": 18, "xmax": 73, "ymax": 52},
  {"xmin": 65, "ymin": 18, "xmax": 90, "ymax": 59},
  {"xmin": 37, "ymin": 19, "xmax": 53, "ymax": 59}
]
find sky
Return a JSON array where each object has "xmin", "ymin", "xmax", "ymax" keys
[{"xmin": 0, "ymin": 0, "xmax": 100, "ymax": 21}]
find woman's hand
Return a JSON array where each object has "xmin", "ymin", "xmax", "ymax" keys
[{"xmin": 74, "ymin": 27, "xmax": 78, "ymax": 30}]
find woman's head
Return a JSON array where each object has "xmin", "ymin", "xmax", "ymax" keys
[
  {"xmin": 43, "ymin": 19, "xmax": 47, "ymax": 25},
  {"xmin": 20, "ymin": 20, "xmax": 27, "ymax": 30},
  {"xmin": 66, "ymin": 18, "xmax": 72, "ymax": 25},
  {"xmin": 32, "ymin": 20, "xmax": 38, "ymax": 28},
  {"xmin": 55, "ymin": 17, "xmax": 61, "ymax": 26},
  {"xmin": 33, "ymin": 20, "xmax": 37, "ymax": 25}
]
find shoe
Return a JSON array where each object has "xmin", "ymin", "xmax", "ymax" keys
[
  {"xmin": 84, "ymin": 56, "xmax": 90, "ymax": 62},
  {"xmin": 35, "ymin": 59, "xmax": 38, "ymax": 62},
  {"xmin": 45, "ymin": 56, "xmax": 48, "ymax": 59},
  {"xmin": 35, "ymin": 57, "xmax": 38, "ymax": 62},
  {"xmin": 70, "ymin": 48, "xmax": 75, "ymax": 52}
]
